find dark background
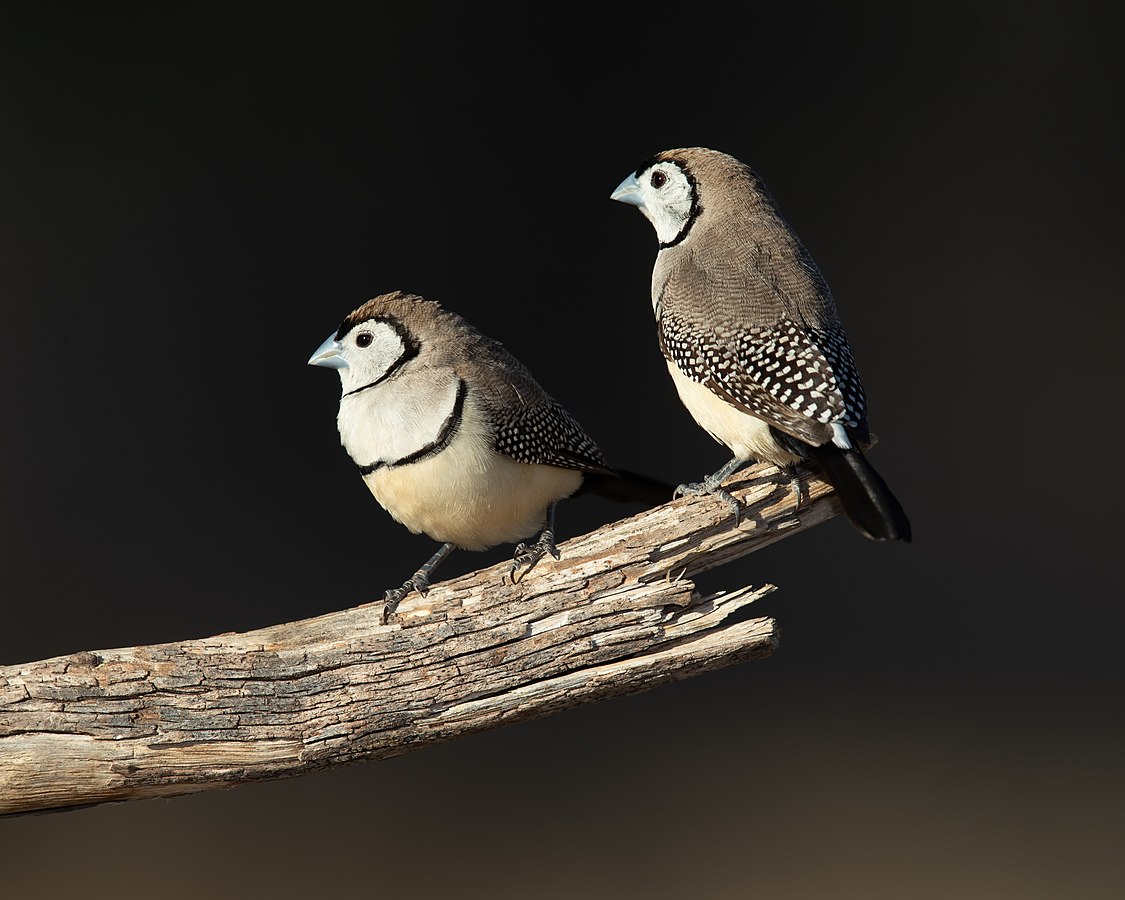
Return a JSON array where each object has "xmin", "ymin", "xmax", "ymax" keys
[{"xmin": 3, "ymin": 4, "xmax": 1123, "ymax": 897}]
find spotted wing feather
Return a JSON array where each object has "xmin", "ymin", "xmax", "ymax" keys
[{"xmin": 461, "ymin": 335, "xmax": 611, "ymax": 474}]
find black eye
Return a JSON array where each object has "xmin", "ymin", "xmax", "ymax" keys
[
  {"xmin": 356, "ymin": 332, "xmax": 373, "ymax": 348},
  {"xmin": 651, "ymin": 170, "xmax": 667, "ymax": 188}
]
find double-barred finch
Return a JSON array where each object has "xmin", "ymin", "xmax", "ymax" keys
[
  {"xmin": 611, "ymin": 148, "xmax": 911, "ymax": 542},
  {"xmin": 309, "ymin": 291, "xmax": 668, "ymax": 617}
]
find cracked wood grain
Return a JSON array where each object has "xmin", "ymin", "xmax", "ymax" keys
[{"xmin": 0, "ymin": 461, "xmax": 840, "ymax": 816}]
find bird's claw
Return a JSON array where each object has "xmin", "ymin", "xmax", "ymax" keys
[
  {"xmin": 509, "ymin": 530, "xmax": 559, "ymax": 585},
  {"xmin": 381, "ymin": 572, "xmax": 431, "ymax": 623},
  {"xmin": 674, "ymin": 480, "xmax": 742, "ymax": 526},
  {"xmin": 780, "ymin": 465, "xmax": 803, "ymax": 511}
]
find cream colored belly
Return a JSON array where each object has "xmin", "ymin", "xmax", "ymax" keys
[
  {"xmin": 364, "ymin": 441, "xmax": 583, "ymax": 551},
  {"xmin": 667, "ymin": 362, "xmax": 799, "ymax": 468}
]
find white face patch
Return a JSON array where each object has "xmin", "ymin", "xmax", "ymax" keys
[
  {"xmin": 637, "ymin": 161, "xmax": 695, "ymax": 245},
  {"xmin": 337, "ymin": 320, "xmax": 412, "ymax": 397}
]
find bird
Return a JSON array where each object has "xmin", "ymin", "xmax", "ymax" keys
[
  {"xmin": 610, "ymin": 147, "xmax": 911, "ymax": 542},
  {"xmin": 309, "ymin": 290, "xmax": 669, "ymax": 618}
]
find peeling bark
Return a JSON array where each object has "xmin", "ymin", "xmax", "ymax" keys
[{"xmin": 1, "ymin": 462, "xmax": 840, "ymax": 816}]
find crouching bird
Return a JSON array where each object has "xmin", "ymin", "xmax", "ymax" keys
[
  {"xmin": 309, "ymin": 291, "xmax": 669, "ymax": 619},
  {"xmin": 611, "ymin": 147, "xmax": 911, "ymax": 542}
]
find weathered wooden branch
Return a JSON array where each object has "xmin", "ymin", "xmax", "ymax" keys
[{"xmin": 0, "ymin": 462, "xmax": 840, "ymax": 816}]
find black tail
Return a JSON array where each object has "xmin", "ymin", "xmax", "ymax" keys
[
  {"xmin": 807, "ymin": 444, "xmax": 912, "ymax": 542},
  {"xmin": 581, "ymin": 468, "xmax": 673, "ymax": 507}
]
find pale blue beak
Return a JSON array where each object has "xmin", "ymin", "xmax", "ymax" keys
[
  {"xmin": 610, "ymin": 173, "xmax": 644, "ymax": 207},
  {"xmin": 308, "ymin": 334, "xmax": 348, "ymax": 369}
]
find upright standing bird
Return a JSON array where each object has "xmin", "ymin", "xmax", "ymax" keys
[
  {"xmin": 610, "ymin": 147, "xmax": 910, "ymax": 542},
  {"xmin": 309, "ymin": 291, "xmax": 668, "ymax": 617}
]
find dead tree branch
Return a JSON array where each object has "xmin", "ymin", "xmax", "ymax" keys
[{"xmin": 1, "ymin": 463, "xmax": 840, "ymax": 816}]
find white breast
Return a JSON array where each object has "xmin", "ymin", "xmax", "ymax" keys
[{"xmin": 337, "ymin": 370, "xmax": 460, "ymax": 469}]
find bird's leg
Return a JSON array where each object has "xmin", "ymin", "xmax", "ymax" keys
[
  {"xmin": 383, "ymin": 542, "xmax": 455, "ymax": 622},
  {"xmin": 510, "ymin": 502, "xmax": 561, "ymax": 585},
  {"xmin": 674, "ymin": 456, "xmax": 746, "ymax": 525}
]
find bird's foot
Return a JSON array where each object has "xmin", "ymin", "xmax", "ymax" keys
[
  {"xmin": 381, "ymin": 571, "xmax": 432, "ymax": 623},
  {"xmin": 510, "ymin": 529, "xmax": 560, "ymax": 585},
  {"xmin": 780, "ymin": 464, "xmax": 803, "ymax": 511},
  {"xmin": 674, "ymin": 478, "xmax": 742, "ymax": 526}
]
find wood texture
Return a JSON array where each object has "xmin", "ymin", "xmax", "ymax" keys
[{"xmin": 0, "ymin": 462, "xmax": 840, "ymax": 816}]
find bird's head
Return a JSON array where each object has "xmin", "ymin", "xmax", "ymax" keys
[
  {"xmin": 308, "ymin": 294, "xmax": 422, "ymax": 396},
  {"xmin": 610, "ymin": 152, "xmax": 699, "ymax": 247}
]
